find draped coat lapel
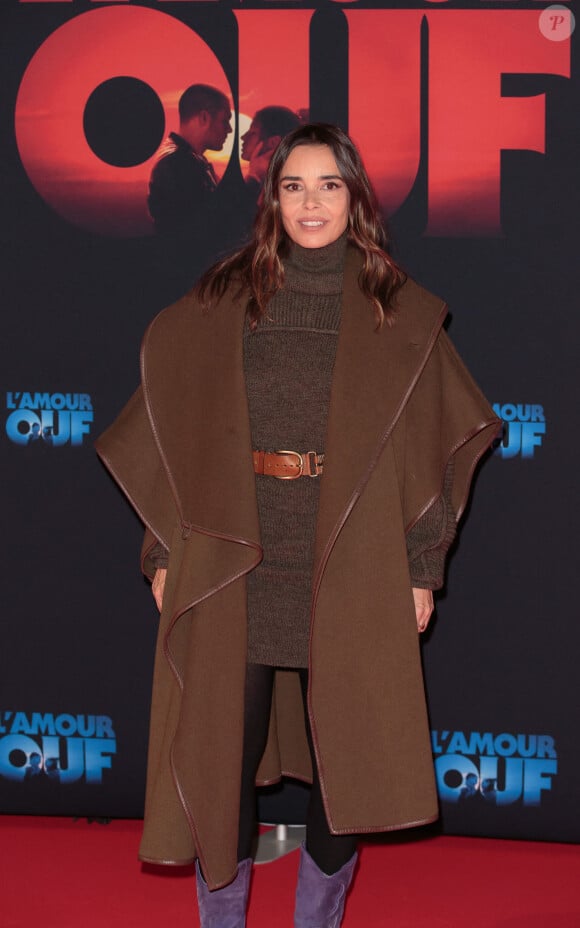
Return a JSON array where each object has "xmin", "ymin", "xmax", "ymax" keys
[
  {"xmin": 141, "ymin": 287, "xmax": 258, "ymax": 546},
  {"xmin": 96, "ymin": 249, "xmax": 500, "ymax": 888},
  {"xmin": 313, "ymin": 248, "xmax": 446, "ymax": 573}
]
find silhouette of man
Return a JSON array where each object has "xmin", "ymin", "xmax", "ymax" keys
[
  {"xmin": 459, "ymin": 772, "xmax": 479, "ymax": 800},
  {"xmin": 24, "ymin": 752, "xmax": 44, "ymax": 779},
  {"xmin": 148, "ymin": 84, "xmax": 233, "ymax": 236},
  {"xmin": 27, "ymin": 422, "xmax": 41, "ymax": 445}
]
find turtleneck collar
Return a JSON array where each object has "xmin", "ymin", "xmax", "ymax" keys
[{"xmin": 282, "ymin": 230, "xmax": 348, "ymax": 295}]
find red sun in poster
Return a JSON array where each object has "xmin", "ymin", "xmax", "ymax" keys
[{"xmin": 15, "ymin": 7, "xmax": 233, "ymax": 237}]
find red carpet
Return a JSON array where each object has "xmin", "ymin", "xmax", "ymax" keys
[{"xmin": 2, "ymin": 816, "xmax": 579, "ymax": 927}]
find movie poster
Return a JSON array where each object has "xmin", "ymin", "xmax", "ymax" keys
[{"xmin": 1, "ymin": 0, "xmax": 578, "ymax": 841}]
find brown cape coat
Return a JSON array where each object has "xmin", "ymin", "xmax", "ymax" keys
[{"xmin": 96, "ymin": 248, "xmax": 500, "ymax": 889}]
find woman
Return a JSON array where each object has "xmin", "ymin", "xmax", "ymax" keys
[{"xmin": 97, "ymin": 124, "xmax": 499, "ymax": 927}]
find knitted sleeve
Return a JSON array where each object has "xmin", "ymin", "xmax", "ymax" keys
[
  {"xmin": 141, "ymin": 528, "xmax": 169, "ymax": 578},
  {"xmin": 148, "ymin": 539, "xmax": 169, "ymax": 570},
  {"xmin": 406, "ymin": 459, "xmax": 456, "ymax": 590}
]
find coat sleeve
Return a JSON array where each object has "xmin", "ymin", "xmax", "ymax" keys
[{"xmin": 394, "ymin": 328, "xmax": 501, "ymax": 545}]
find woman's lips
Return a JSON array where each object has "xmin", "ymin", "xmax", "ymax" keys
[{"xmin": 297, "ymin": 219, "xmax": 326, "ymax": 228}]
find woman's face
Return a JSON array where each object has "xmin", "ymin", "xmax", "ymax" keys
[{"xmin": 278, "ymin": 144, "xmax": 349, "ymax": 249}]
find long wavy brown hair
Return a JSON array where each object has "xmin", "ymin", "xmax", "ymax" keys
[{"xmin": 196, "ymin": 123, "xmax": 406, "ymax": 329}]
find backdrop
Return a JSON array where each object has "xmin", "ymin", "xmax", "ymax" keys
[{"xmin": 1, "ymin": 0, "xmax": 578, "ymax": 844}]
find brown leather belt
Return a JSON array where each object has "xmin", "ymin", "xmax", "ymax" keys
[{"xmin": 253, "ymin": 450, "xmax": 324, "ymax": 479}]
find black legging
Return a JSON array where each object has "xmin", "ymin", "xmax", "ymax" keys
[{"xmin": 237, "ymin": 662, "xmax": 358, "ymax": 875}]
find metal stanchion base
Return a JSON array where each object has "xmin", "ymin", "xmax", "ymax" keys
[{"xmin": 253, "ymin": 824, "xmax": 307, "ymax": 864}]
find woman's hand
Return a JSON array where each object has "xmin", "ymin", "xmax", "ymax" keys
[
  {"xmin": 412, "ymin": 587, "xmax": 434, "ymax": 633},
  {"xmin": 152, "ymin": 568, "xmax": 167, "ymax": 612},
  {"xmin": 247, "ymin": 137, "xmax": 280, "ymax": 185}
]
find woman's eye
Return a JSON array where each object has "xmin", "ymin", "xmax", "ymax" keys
[
  {"xmin": 282, "ymin": 183, "xmax": 301, "ymax": 192},
  {"xmin": 322, "ymin": 182, "xmax": 341, "ymax": 191}
]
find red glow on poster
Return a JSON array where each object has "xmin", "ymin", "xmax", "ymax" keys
[
  {"xmin": 346, "ymin": 11, "xmax": 423, "ymax": 216},
  {"xmin": 235, "ymin": 10, "xmax": 312, "ymax": 175},
  {"xmin": 426, "ymin": 11, "xmax": 571, "ymax": 236},
  {"xmin": 15, "ymin": 7, "xmax": 232, "ymax": 237}
]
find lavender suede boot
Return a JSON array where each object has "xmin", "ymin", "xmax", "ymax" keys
[
  {"xmin": 195, "ymin": 858, "xmax": 252, "ymax": 928},
  {"xmin": 294, "ymin": 844, "xmax": 358, "ymax": 928}
]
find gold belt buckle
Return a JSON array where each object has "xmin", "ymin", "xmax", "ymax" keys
[{"xmin": 275, "ymin": 450, "xmax": 304, "ymax": 480}]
